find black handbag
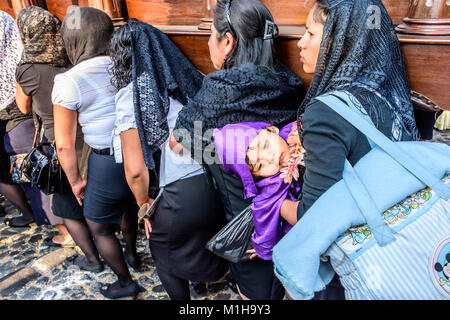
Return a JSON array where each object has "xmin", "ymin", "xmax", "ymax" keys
[
  {"xmin": 21, "ymin": 142, "xmax": 66, "ymax": 195},
  {"xmin": 20, "ymin": 118, "xmax": 66, "ymax": 195}
]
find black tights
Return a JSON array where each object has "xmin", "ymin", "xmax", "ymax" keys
[
  {"xmin": 86, "ymin": 207, "xmax": 138, "ymax": 285},
  {"xmin": 64, "ymin": 217, "xmax": 101, "ymax": 264},
  {"xmin": 0, "ymin": 182, "xmax": 34, "ymax": 223},
  {"xmin": 156, "ymin": 268, "xmax": 191, "ymax": 300}
]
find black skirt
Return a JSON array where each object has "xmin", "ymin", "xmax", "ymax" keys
[
  {"xmin": 83, "ymin": 152, "xmax": 137, "ymax": 225},
  {"xmin": 149, "ymin": 173, "xmax": 229, "ymax": 282},
  {"xmin": 51, "ymin": 177, "xmax": 84, "ymax": 220}
]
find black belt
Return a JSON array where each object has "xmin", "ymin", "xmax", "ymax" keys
[{"xmin": 92, "ymin": 148, "xmax": 112, "ymax": 155}]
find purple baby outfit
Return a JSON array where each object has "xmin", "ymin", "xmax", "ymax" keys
[{"xmin": 213, "ymin": 121, "xmax": 301, "ymax": 260}]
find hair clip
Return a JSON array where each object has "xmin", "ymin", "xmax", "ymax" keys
[{"xmin": 263, "ymin": 20, "xmax": 279, "ymax": 40}]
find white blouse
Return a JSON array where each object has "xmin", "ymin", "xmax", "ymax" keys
[
  {"xmin": 52, "ymin": 56, "xmax": 117, "ymax": 150},
  {"xmin": 113, "ymin": 83, "xmax": 203, "ymax": 188}
]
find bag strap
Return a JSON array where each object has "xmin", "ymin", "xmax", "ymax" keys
[
  {"xmin": 315, "ymin": 91, "xmax": 449, "ymax": 200},
  {"xmin": 342, "ymin": 159, "xmax": 395, "ymax": 246},
  {"xmin": 31, "ymin": 114, "xmax": 44, "ymax": 148}
]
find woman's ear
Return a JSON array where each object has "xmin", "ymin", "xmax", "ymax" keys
[{"xmin": 223, "ymin": 31, "xmax": 235, "ymax": 58}]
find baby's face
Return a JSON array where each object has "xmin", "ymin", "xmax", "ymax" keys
[{"xmin": 246, "ymin": 126, "xmax": 290, "ymax": 178}]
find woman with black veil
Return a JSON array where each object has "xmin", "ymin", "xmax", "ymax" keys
[
  {"xmin": 277, "ymin": 0, "xmax": 418, "ymax": 299},
  {"xmin": 172, "ymin": 0, "xmax": 306, "ymax": 300},
  {"xmin": 109, "ymin": 19, "xmax": 229, "ymax": 300}
]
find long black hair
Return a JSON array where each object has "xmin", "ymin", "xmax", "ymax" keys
[
  {"xmin": 213, "ymin": 0, "xmax": 278, "ymax": 70},
  {"xmin": 109, "ymin": 18, "xmax": 138, "ymax": 90}
]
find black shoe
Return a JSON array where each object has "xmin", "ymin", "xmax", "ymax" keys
[
  {"xmin": 4, "ymin": 217, "xmax": 35, "ymax": 228},
  {"xmin": 73, "ymin": 255, "xmax": 104, "ymax": 273},
  {"xmin": 100, "ymin": 280, "xmax": 139, "ymax": 300},
  {"xmin": 124, "ymin": 249, "xmax": 141, "ymax": 270},
  {"xmin": 225, "ymin": 274, "xmax": 239, "ymax": 294},
  {"xmin": 191, "ymin": 282, "xmax": 207, "ymax": 295},
  {"xmin": 0, "ymin": 206, "xmax": 6, "ymax": 217},
  {"xmin": 43, "ymin": 236, "xmax": 77, "ymax": 248}
]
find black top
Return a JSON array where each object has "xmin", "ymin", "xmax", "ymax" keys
[
  {"xmin": 16, "ymin": 63, "xmax": 67, "ymax": 141},
  {"xmin": 296, "ymin": 99, "xmax": 393, "ymax": 220}
]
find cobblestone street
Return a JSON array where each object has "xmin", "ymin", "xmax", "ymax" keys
[
  {"xmin": 0, "ymin": 129, "xmax": 448, "ymax": 300},
  {"xmin": 0, "ymin": 199, "xmax": 240, "ymax": 300}
]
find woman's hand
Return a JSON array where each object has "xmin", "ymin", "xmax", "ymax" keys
[
  {"xmin": 169, "ymin": 130, "xmax": 186, "ymax": 155},
  {"xmin": 138, "ymin": 198, "xmax": 154, "ymax": 239},
  {"xmin": 143, "ymin": 216, "xmax": 152, "ymax": 240},
  {"xmin": 246, "ymin": 248, "xmax": 258, "ymax": 260},
  {"xmin": 71, "ymin": 179, "xmax": 87, "ymax": 206}
]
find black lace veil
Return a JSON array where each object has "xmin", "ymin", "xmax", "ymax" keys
[
  {"xmin": 299, "ymin": 0, "xmax": 418, "ymax": 141},
  {"xmin": 130, "ymin": 21, "xmax": 204, "ymax": 169}
]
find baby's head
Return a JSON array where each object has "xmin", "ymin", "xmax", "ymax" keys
[
  {"xmin": 213, "ymin": 122, "xmax": 291, "ymax": 199},
  {"xmin": 245, "ymin": 126, "xmax": 290, "ymax": 178}
]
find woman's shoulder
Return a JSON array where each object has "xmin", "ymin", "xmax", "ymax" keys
[
  {"xmin": 301, "ymin": 97, "xmax": 360, "ymax": 140},
  {"xmin": 19, "ymin": 63, "xmax": 66, "ymax": 80},
  {"xmin": 302, "ymin": 98, "xmax": 343, "ymax": 124}
]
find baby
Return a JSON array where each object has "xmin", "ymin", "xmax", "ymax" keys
[
  {"xmin": 246, "ymin": 122, "xmax": 304, "ymax": 183},
  {"xmin": 213, "ymin": 121, "xmax": 303, "ymax": 261}
]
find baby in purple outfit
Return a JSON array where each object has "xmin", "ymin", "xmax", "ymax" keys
[{"xmin": 213, "ymin": 121, "xmax": 303, "ymax": 261}]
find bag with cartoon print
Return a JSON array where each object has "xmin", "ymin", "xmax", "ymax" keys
[{"xmin": 272, "ymin": 91, "xmax": 450, "ymax": 300}]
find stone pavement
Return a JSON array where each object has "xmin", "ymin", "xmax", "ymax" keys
[
  {"xmin": 0, "ymin": 199, "xmax": 241, "ymax": 300},
  {"xmin": 0, "ymin": 129, "xmax": 448, "ymax": 301}
]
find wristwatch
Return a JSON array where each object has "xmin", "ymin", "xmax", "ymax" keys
[{"xmin": 137, "ymin": 200, "xmax": 155, "ymax": 220}]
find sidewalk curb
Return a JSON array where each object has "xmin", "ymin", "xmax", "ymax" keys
[
  {"xmin": 0, "ymin": 247, "xmax": 77, "ymax": 297},
  {"xmin": 31, "ymin": 247, "xmax": 77, "ymax": 274},
  {"xmin": 0, "ymin": 267, "xmax": 39, "ymax": 296}
]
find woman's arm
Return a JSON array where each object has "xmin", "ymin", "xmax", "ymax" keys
[
  {"xmin": 121, "ymin": 128, "xmax": 153, "ymax": 239},
  {"xmin": 15, "ymin": 83, "xmax": 32, "ymax": 114},
  {"xmin": 120, "ymin": 128, "xmax": 150, "ymax": 207},
  {"xmin": 281, "ymin": 101, "xmax": 363, "ymax": 225},
  {"xmin": 280, "ymin": 199, "xmax": 300, "ymax": 226},
  {"xmin": 53, "ymin": 104, "xmax": 85, "ymax": 205}
]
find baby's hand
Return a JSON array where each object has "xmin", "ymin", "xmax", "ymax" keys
[{"xmin": 287, "ymin": 122, "xmax": 301, "ymax": 147}]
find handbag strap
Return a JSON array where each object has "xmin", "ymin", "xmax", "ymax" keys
[
  {"xmin": 31, "ymin": 114, "xmax": 44, "ymax": 148},
  {"xmin": 315, "ymin": 91, "xmax": 450, "ymax": 200}
]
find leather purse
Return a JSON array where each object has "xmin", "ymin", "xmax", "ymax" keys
[
  {"xmin": 21, "ymin": 141, "xmax": 67, "ymax": 195},
  {"xmin": 19, "ymin": 117, "xmax": 66, "ymax": 195}
]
